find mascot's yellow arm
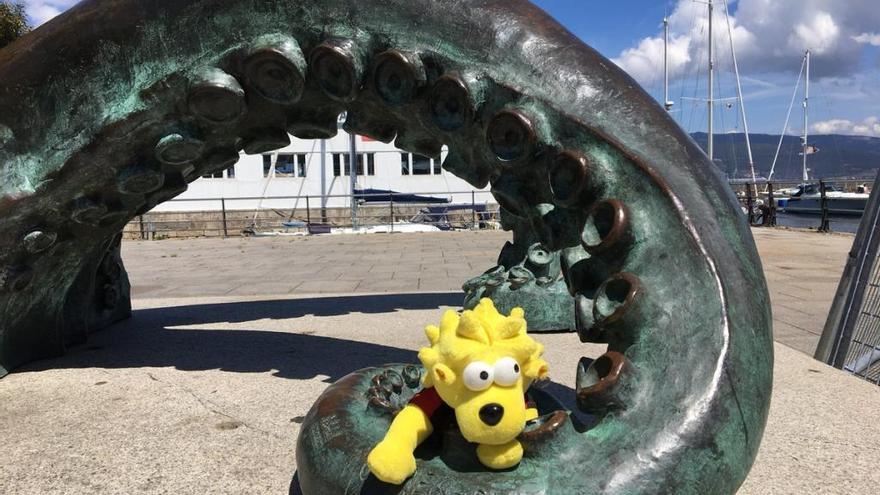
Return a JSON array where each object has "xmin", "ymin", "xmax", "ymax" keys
[
  {"xmin": 367, "ymin": 404, "xmax": 433, "ymax": 485},
  {"xmin": 526, "ymin": 407, "xmax": 539, "ymax": 421}
]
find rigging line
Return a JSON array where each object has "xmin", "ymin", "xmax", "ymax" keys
[
  {"xmin": 785, "ymin": 137, "xmax": 804, "ymax": 184},
  {"xmin": 286, "ymin": 139, "xmax": 320, "ymax": 223},
  {"xmin": 717, "ymin": 68, "xmax": 729, "ymax": 173},
  {"xmin": 713, "ymin": 34, "xmax": 733, "ymax": 171},
  {"xmin": 768, "ymin": 54, "xmax": 806, "ymax": 183},
  {"xmin": 683, "ymin": 2, "xmax": 703, "ymax": 132},
  {"xmin": 252, "ymin": 152, "xmax": 277, "ymax": 229},
  {"xmin": 733, "ymin": 87, "xmax": 741, "ymax": 173},
  {"xmin": 686, "ymin": 39, "xmax": 704, "ymax": 134},
  {"xmin": 722, "ymin": 0, "xmax": 756, "ymax": 190},
  {"xmin": 815, "ymin": 80, "xmax": 848, "ymax": 175},
  {"xmin": 691, "ymin": 7, "xmax": 708, "ymax": 134},
  {"xmin": 438, "ymin": 147, "xmax": 455, "ymax": 200},
  {"xmin": 675, "ymin": 0, "xmax": 700, "ymax": 127},
  {"xmin": 647, "ymin": 53, "xmax": 661, "ymax": 105}
]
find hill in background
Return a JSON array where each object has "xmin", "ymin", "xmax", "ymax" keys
[{"xmin": 690, "ymin": 133, "xmax": 880, "ymax": 180}]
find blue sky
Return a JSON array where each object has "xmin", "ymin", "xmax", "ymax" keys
[{"xmin": 21, "ymin": 0, "xmax": 880, "ymax": 137}]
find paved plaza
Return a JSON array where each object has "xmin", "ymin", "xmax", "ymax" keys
[
  {"xmin": 126, "ymin": 227, "xmax": 855, "ymax": 356},
  {"xmin": 2, "ymin": 228, "xmax": 877, "ymax": 494}
]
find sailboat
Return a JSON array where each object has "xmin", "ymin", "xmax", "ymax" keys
[
  {"xmin": 666, "ymin": 0, "xmax": 759, "ymax": 189},
  {"xmin": 771, "ymin": 51, "xmax": 870, "ymax": 216}
]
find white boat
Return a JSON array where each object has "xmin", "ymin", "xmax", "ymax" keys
[{"xmin": 778, "ymin": 183, "xmax": 868, "ymax": 215}]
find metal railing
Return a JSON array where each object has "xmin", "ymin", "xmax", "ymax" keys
[
  {"xmin": 124, "ymin": 178, "xmax": 875, "ymax": 240},
  {"xmin": 124, "ymin": 190, "xmax": 501, "ymax": 239},
  {"xmin": 728, "ymin": 178, "xmax": 874, "ymax": 232},
  {"xmin": 816, "ymin": 171, "xmax": 880, "ymax": 384}
]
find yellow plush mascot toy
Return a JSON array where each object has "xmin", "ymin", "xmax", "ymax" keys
[{"xmin": 367, "ymin": 298, "xmax": 549, "ymax": 485}]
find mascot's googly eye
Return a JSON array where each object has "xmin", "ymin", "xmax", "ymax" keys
[
  {"xmin": 493, "ymin": 357, "xmax": 521, "ymax": 386},
  {"xmin": 462, "ymin": 361, "xmax": 494, "ymax": 391}
]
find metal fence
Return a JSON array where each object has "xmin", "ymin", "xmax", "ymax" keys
[
  {"xmin": 124, "ymin": 178, "xmax": 876, "ymax": 240},
  {"xmin": 124, "ymin": 190, "xmax": 501, "ymax": 239},
  {"xmin": 815, "ymin": 172, "xmax": 880, "ymax": 384},
  {"xmin": 728, "ymin": 178, "xmax": 874, "ymax": 232}
]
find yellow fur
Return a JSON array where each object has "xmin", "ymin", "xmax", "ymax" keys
[{"xmin": 367, "ymin": 298, "xmax": 549, "ymax": 484}]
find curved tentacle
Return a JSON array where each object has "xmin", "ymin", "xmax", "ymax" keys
[{"xmin": 0, "ymin": 1, "xmax": 772, "ymax": 493}]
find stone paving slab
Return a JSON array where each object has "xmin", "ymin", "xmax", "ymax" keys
[
  {"xmin": 2, "ymin": 293, "xmax": 878, "ymax": 494},
  {"xmin": 750, "ymin": 228, "xmax": 854, "ymax": 355},
  {"xmin": 123, "ymin": 228, "xmax": 856, "ymax": 356}
]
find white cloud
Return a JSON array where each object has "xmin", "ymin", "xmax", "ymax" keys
[
  {"xmin": 23, "ymin": 1, "xmax": 79, "ymax": 26},
  {"xmin": 853, "ymin": 33, "xmax": 880, "ymax": 46},
  {"xmin": 614, "ymin": 34, "xmax": 691, "ymax": 87},
  {"xmin": 612, "ymin": 0, "xmax": 879, "ymax": 85},
  {"xmin": 789, "ymin": 11, "xmax": 839, "ymax": 55},
  {"xmin": 812, "ymin": 117, "xmax": 880, "ymax": 137}
]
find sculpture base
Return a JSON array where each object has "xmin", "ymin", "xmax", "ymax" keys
[{"xmin": 295, "ymin": 364, "xmax": 578, "ymax": 495}]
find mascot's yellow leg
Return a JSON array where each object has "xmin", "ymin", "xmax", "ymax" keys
[
  {"xmin": 476, "ymin": 439, "xmax": 524, "ymax": 470},
  {"xmin": 367, "ymin": 404, "xmax": 433, "ymax": 485}
]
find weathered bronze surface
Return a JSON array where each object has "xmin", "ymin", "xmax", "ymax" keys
[{"xmin": 0, "ymin": 1, "xmax": 773, "ymax": 493}]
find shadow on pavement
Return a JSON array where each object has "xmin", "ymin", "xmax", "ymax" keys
[
  {"xmin": 14, "ymin": 291, "xmax": 584, "ymax": 495},
  {"xmin": 18, "ymin": 292, "xmax": 465, "ymax": 381},
  {"xmin": 133, "ymin": 291, "xmax": 465, "ymax": 326}
]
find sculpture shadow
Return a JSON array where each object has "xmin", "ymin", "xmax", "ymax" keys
[
  {"xmin": 129, "ymin": 291, "xmax": 466, "ymax": 327},
  {"xmin": 19, "ymin": 292, "xmax": 581, "ymax": 408},
  {"xmin": 17, "ymin": 292, "xmax": 465, "ymax": 381},
  {"xmin": 13, "ymin": 291, "xmax": 583, "ymax": 495}
]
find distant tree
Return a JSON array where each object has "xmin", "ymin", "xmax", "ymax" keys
[{"xmin": 0, "ymin": 1, "xmax": 30, "ymax": 49}]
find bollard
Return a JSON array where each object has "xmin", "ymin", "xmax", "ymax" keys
[
  {"xmin": 306, "ymin": 196, "xmax": 311, "ymax": 225},
  {"xmin": 390, "ymin": 192, "xmax": 394, "ymax": 233},
  {"xmin": 766, "ymin": 182, "xmax": 777, "ymax": 227},
  {"xmin": 472, "ymin": 190, "xmax": 477, "ymax": 229},
  {"xmin": 819, "ymin": 180, "xmax": 830, "ymax": 232},
  {"xmin": 221, "ymin": 198, "xmax": 228, "ymax": 238},
  {"xmin": 745, "ymin": 183, "xmax": 755, "ymax": 226}
]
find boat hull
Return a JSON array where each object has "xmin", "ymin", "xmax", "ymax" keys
[{"xmin": 783, "ymin": 197, "xmax": 867, "ymax": 216}]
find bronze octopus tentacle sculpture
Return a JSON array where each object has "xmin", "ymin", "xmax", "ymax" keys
[{"xmin": 0, "ymin": 1, "xmax": 772, "ymax": 493}]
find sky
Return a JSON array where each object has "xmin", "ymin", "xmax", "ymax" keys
[{"xmin": 19, "ymin": 0, "xmax": 880, "ymax": 138}]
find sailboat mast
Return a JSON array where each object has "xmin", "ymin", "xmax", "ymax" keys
[
  {"xmin": 349, "ymin": 132, "xmax": 359, "ymax": 228},
  {"xmin": 664, "ymin": 17, "xmax": 673, "ymax": 111},
  {"xmin": 707, "ymin": 0, "xmax": 714, "ymax": 162},
  {"xmin": 320, "ymin": 139, "xmax": 327, "ymax": 222},
  {"xmin": 802, "ymin": 49, "xmax": 810, "ymax": 182}
]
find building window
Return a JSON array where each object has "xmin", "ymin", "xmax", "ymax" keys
[
  {"xmin": 202, "ymin": 171, "xmax": 223, "ymax": 178},
  {"xmin": 367, "ymin": 153, "xmax": 375, "ymax": 176},
  {"xmin": 400, "ymin": 153, "xmax": 410, "ymax": 175},
  {"xmin": 331, "ymin": 152, "xmax": 376, "ymax": 176},
  {"xmin": 412, "ymin": 154, "xmax": 431, "ymax": 175},
  {"xmin": 275, "ymin": 153, "xmax": 296, "ymax": 177},
  {"xmin": 262, "ymin": 154, "xmax": 272, "ymax": 177},
  {"xmin": 333, "ymin": 153, "xmax": 342, "ymax": 177},
  {"xmin": 433, "ymin": 159, "xmax": 441, "ymax": 175},
  {"xmin": 296, "ymin": 153, "xmax": 307, "ymax": 177},
  {"xmin": 226, "ymin": 166, "xmax": 235, "ymax": 179}
]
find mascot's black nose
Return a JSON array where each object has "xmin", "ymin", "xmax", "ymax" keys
[{"xmin": 479, "ymin": 403, "xmax": 504, "ymax": 426}]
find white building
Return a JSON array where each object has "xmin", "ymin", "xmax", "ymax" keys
[{"xmin": 157, "ymin": 123, "xmax": 491, "ymax": 213}]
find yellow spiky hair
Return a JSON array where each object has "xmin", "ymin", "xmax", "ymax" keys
[{"xmin": 418, "ymin": 298, "xmax": 547, "ymax": 387}]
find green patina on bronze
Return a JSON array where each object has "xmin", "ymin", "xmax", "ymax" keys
[{"xmin": 0, "ymin": 1, "xmax": 772, "ymax": 493}]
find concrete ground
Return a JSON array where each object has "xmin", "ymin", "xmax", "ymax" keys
[
  {"xmin": 753, "ymin": 228, "xmax": 855, "ymax": 356},
  {"xmin": 126, "ymin": 227, "xmax": 854, "ymax": 356},
  {"xmin": 1, "ymin": 228, "xmax": 876, "ymax": 494}
]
